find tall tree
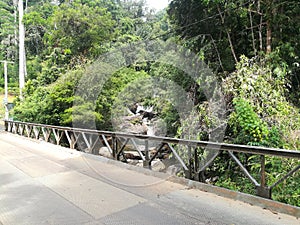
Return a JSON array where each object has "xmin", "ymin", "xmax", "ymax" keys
[
  {"xmin": 168, "ymin": 0, "xmax": 300, "ymax": 72},
  {"xmin": 0, "ymin": 0, "xmax": 18, "ymax": 90},
  {"xmin": 0, "ymin": 0, "xmax": 17, "ymax": 61}
]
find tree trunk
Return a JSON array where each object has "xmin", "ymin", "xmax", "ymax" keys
[
  {"xmin": 13, "ymin": 0, "xmax": 18, "ymax": 46},
  {"xmin": 217, "ymin": 6, "xmax": 238, "ymax": 64},
  {"xmin": 266, "ymin": 20, "xmax": 272, "ymax": 54},
  {"xmin": 249, "ymin": 10, "xmax": 257, "ymax": 55},
  {"xmin": 266, "ymin": 0, "xmax": 275, "ymax": 54},
  {"xmin": 19, "ymin": 0, "xmax": 26, "ymax": 98},
  {"xmin": 258, "ymin": 0, "xmax": 263, "ymax": 52}
]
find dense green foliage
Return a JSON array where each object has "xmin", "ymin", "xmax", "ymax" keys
[
  {"xmin": 0, "ymin": 0, "xmax": 18, "ymax": 93},
  {"xmin": 1, "ymin": 0, "xmax": 299, "ymax": 205},
  {"xmin": 167, "ymin": 0, "xmax": 299, "ymax": 205},
  {"xmin": 224, "ymin": 56, "xmax": 300, "ymax": 148}
]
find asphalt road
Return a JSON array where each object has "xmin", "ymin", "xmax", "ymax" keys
[{"xmin": 0, "ymin": 132, "xmax": 299, "ymax": 225}]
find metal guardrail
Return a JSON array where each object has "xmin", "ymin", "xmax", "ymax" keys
[{"xmin": 4, "ymin": 120, "xmax": 300, "ymax": 199}]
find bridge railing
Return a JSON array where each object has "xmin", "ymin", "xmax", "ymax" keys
[{"xmin": 4, "ymin": 120, "xmax": 300, "ymax": 199}]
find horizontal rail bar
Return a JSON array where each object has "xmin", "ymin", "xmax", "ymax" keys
[{"xmin": 5, "ymin": 120, "xmax": 300, "ymax": 159}]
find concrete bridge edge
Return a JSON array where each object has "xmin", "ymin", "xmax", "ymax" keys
[{"xmin": 83, "ymin": 151, "xmax": 300, "ymax": 219}]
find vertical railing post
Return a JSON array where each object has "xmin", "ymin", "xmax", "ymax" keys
[
  {"xmin": 256, "ymin": 155, "xmax": 271, "ymax": 199},
  {"xmin": 185, "ymin": 145, "xmax": 193, "ymax": 179},
  {"xmin": 260, "ymin": 155, "xmax": 266, "ymax": 187},
  {"xmin": 112, "ymin": 135, "xmax": 117, "ymax": 159},
  {"xmin": 10, "ymin": 121, "xmax": 13, "ymax": 132},
  {"xmin": 70, "ymin": 132, "xmax": 76, "ymax": 149},
  {"xmin": 4, "ymin": 120, "xmax": 8, "ymax": 131},
  {"xmin": 143, "ymin": 139, "xmax": 150, "ymax": 168},
  {"xmin": 194, "ymin": 147, "xmax": 200, "ymax": 181}
]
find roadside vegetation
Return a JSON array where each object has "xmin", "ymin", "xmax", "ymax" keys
[{"xmin": 0, "ymin": 0, "xmax": 299, "ymax": 205}]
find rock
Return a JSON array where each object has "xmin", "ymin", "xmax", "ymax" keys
[
  {"xmin": 205, "ymin": 176, "xmax": 219, "ymax": 184},
  {"xmin": 166, "ymin": 164, "xmax": 182, "ymax": 175},
  {"xmin": 128, "ymin": 103, "xmax": 139, "ymax": 114},
  {"xmin": 147, "ymin": 118, "xmax": 167, "ymax": 136},
  {"xmin": 124, "ymin": 152, "xmax": 134, "ymax": 159},
  {"xmin": 151, "ymin": 160, "xmax": 166, "ymax": 172},
  {"xmin": 135, "ymin": 160, "xmax": 144, "ymax": 167},
  {"xmin": 119, "ymin": 122, "xmax": 148, "ymax": 135},
  {"xmin": 113, "ymin": 104, "xmax": 164, "ymax": 136},
  {"xmin": 127, "ymin": 159, "xmax": 140, "ymax": 166},
  {"xmin": 138, "ymin": 110, "xmax": 157, "ymax": 120},
  {"xmin": 98, "ymin": 147, "xmax": 113, "ymax": 159},
  {"xmin": 124, "ymin": 152, "xmax": 143, "ymax": 160}
]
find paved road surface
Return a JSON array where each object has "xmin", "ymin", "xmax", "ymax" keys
[{"xmin": 0, "ymin": 132, "xmax": 299, "ymax": 225}]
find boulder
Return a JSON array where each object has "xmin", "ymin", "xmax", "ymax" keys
[
  {"xmin": 166, "ymin": 164, "xmax": 182, "ymax": 175},
  {"xmin": 151, "ymin": 160, "xmax": 166, "ymax": 172},
  {"xmin": 98, "ymin": 147, "xmax": 113, "ymax": 159}
]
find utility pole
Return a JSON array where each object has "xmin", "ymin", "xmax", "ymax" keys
[
  {"xmin": 18, "ymin": 0, "xmax": 26, "ymax": 99},
  {"xmin": 1, "ymin": 60, "xmax": 14, "ymax": 120}
]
